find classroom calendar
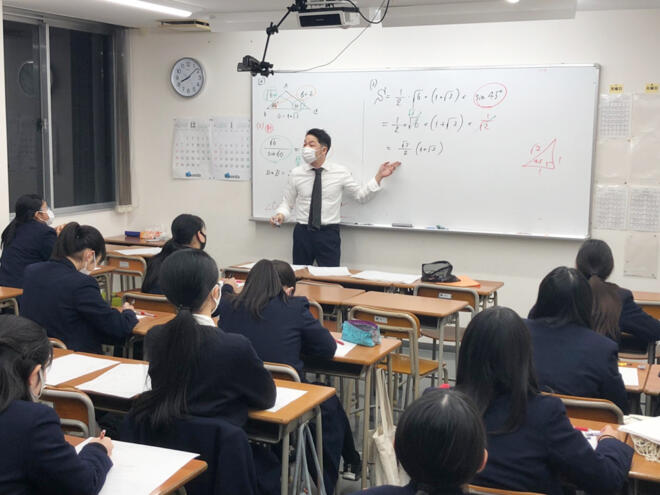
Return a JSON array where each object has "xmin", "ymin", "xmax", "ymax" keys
[{"xmin": 172, "ymin": 117, "xmax": 251, "ymax": 181}]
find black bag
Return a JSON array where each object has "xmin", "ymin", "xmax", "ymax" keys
[{"xmin": 421, "ymin": 261, "xmax": 459, "ymax": 283}]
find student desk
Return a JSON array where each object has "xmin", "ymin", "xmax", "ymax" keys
[
  {"xmin": 300, "ymin": 268, "xmax": 397, "ymax": 291},
  {"xmin": 104, "ymin": 235, "xmax": 168, "ymax": 247},
  {"xmin": 570, "ymin": 417, "xmax": 660, "ymax": 490},
  {"xmin": 247, "ymin": 380, "xmax": 336, "ymax": 495},
  {"xmin": 65, "ymin": 434, "xmax": 208, "ymax": 494},
  {"xmin": 126, "ymin": 311, "xmax": 176, "ymax": 358},
  {"xmin": 303, "ymin": 333, "xmax": 402, "ymax": 489},
  {"xmin": 633, "ymin": 291, "xmax": 660, "ymax": 319},
  {"xmin": 396, "ymin": 279, "xmax": 504, "ymax": 310},
  {"xmin": 643, "ymin": 364, "xmax": 660, "ymax": 415},
  {"xmin": 222, "ymin": 262, "xmax": 309, "ymax": 281},
  {"xmin": 105, "ymin": 244, "xmax": 160, "ymax": 259},
  {"xmin": 0, "ymin": 286, "xmax": 22, "ymax": 314},
  {"xmin": 618, "ymin": 361, "xmax": 651, "ymax": 395}
]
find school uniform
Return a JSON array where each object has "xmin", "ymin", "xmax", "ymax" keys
[
  {"xmin": 0, "ymin": 220, "xmax": 56, "ymax": 289},
  {"xmin": 353, "ymin": 483, "xmax": 465, "ymax": 494},
  {"xmin": 144, "ymin": 316, "xmax": 276, "ymax": 427},
  {"xmin": 21, "ymin": 258, "xmax": 137, "ymax": 353},
  {"xmin": 526, "ymin": 318, "xmax": 629, "ymax": 413},
  {"xmin": 619, "ymin": 287, "xmax": 660, "ymax": 347},
  {"xmin": 218, "ymin": 287, "xmax": 356, "ymax": 494},
  {"xmin": 0, "ymin": 400, "xmax": 112, "ymax": 495},
  {"xmin": 472, "ymin": 393, "xmax": 633, "ymax": 495}
]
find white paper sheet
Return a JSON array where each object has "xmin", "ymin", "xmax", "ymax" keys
[
  {"xmin": 620, "ymin": 416, "xmax": 660, "ymax": 444},
  {"xmin": 593, "ymin": 185, "xmax": 628, "ymax": 230},
  {"xmin": 77, "ymin": 363, "xmax": 151, "ymax": 399},
  {"xmin": 599, "ymin": 94, "xmax": 632, "ymax": 139},
  {"xmin": 580, "ymin": 429, "xmax": 600, "ymax": 450},
  {"xmin": 624, "ymin": 233, "xmax": 658, "ymax": 278},
  {"xmin": 333, "ymin": 341, "xmax": 357, "ymax": 358},
  {"xmin": 351, "ymin": 270, "xmax": 420, "ymax": 284},
  {"xmin": 619, "ymin": 366, "xmax": 639, "ymax": 387},
  {"xmin": 76, "ymin": 439, "xmax": 199, "ymax": 495},
  {"xmin": 627, "ymin": 187, "xmax": 660, "ymax": 231},
  {"xmin": 265, "ymin": 386, "xmax": 307, "ymax": 413},
  {"xmin": 290, "ymin": 264, "xmax": 309, "ymax": 271},
  {"xmin": 594, "ymin": 139, "xmax": 629, "ymax": 183},
  {"xmin": 46, "ymin": 354, "xmax": 118, "ymax": 386},
  {"xmin": 632, "ymin": 93, "xmax": 660, "ymax": 136},
  {"xmin": 630, "ymin": 134, "xmax": 660, "ymax": 185},
  {"xmin": 114, "ymin": 247, "xmax": 162, "ymax": 256},
  {"xmin": 307, "ymin": 266, "xmax": 351, "ymax": 277}
]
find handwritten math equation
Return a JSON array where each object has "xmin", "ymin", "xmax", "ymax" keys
[{"xmin": 385, "ymin": 140, "xmax": 444, "ymax": 157}]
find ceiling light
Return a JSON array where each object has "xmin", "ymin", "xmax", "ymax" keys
[
  {"xmin": 506, "ymin": 0, "xmax": 521, "ymax": 4},
  {"xmin": 106, "ymin": 0, "xmax": 191, "ymax": 18}
]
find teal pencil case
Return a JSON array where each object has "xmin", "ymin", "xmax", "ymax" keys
[{"xmin": 342, "ymin": 319, "xmax": 381, "ymax": 347}]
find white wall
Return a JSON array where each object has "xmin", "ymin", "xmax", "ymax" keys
[
  {"xmin": 0, "ymin": 2, "xmax": 8, "ymax": 230},
  {"xmin": 2, "ymin": 9, "xmax": 658, "ymax": 315}
]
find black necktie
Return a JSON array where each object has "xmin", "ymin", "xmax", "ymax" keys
[{"xmin": 308, "ymin": 167, "xmax": 323, "ymax": 230}]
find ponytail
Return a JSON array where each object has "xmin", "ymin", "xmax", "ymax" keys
[
  {"xmin": 588, "ymin": 274, "xmax": 622, "ymax": 341},
  {"xmin": 51, "ymin": 222, "xmax": 106, "ymax": 261},
  {"xmin": 1, "ymin": 194, "xmax": 44, "ymax": 249}
]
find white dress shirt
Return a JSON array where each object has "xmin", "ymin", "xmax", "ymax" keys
[
  {"xmin": 193, "ymin": 314, "xmax": 215, "ymax": 326},
  {"xmin": 275, "ymin": 161, "xmax": 381, "ymax": 225}
]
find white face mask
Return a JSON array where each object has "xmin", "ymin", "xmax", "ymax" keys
[
  {"xmin": 80, "ymin": 251, "xmax": 97, "ymax": 275},
  {"xmin": 302, "ymin": 146, "xmax": 317, "ymax": 164},
  {"xmin": 45, "ymin": 208, "xmax": 55, "ymax": 226},
  {"xmin": 211, "ymin": 284, "xmax": 221, "ymax": 313},
  {"xmin": 30, "ymin": 368, "xmax": 45, "ymax": 402}
]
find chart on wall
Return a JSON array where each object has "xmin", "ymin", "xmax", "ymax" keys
[{"xmin": 251, "ymin": 65, "xmax": 599, "ymax": 239}]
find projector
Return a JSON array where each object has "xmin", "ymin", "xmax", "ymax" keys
[{"xmin": 298, "ymin": 0, "xmax": 360, "ymax": 28}]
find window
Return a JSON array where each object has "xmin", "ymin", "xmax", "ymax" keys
[{"xmin": 3, "ymin": 12, "xmax": 121, "ymax": 212}]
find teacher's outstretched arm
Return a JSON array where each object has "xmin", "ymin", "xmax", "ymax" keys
[
  {"xmin": 374, "ymin": 161, "xmax": 402, "ymax": 185},
  {"xmin": 270, "ymin": 175, "xmax": 298, "ymax": 227}
]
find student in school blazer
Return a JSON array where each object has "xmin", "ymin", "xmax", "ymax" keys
[
  {"xmin": 0, "ymin": 400, "xmax": 112, "ymax": 495},
  {"xmin": 526, "ymin": 318, "xmax": 629, "ymax": 413},
  {"xmin": 619, "ymin": 287, "xmax": 660, "ymax": 347},
  {"xmin": 0, "ymin": 219, "xmax": 56, "ymax": 289},
  {"xmin": 21, "ymin": 258, "xmax": 138, "ymax": 353}
]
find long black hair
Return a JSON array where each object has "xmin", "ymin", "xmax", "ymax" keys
[
  {"xmin": 529, "ymin": 266, "xmax": 593, "ymax": 329},
  {"xmin": 456, "ymin": 306, "xmax": 539, "ymax": 434},
  {"xmin": 142, "ymin": 214, "xmax": 205, "ymax": 293},
  {"xmin": 575, "ymin": 239, "xmax": 622, "ymax": 341},
  {"xmin": 272, "ymin": 259, "xmax": 296, "ymax": 292},
  {"xmin": 51, "ymin": 222, "xmax": 106, "ymax": 262},
  {"xmin": 1, "ymin": 194, "xmax": 44, "ymax": 249},
  {"xmin": 396, "ymin": 389, "xmax": 486, "ymax": 495},
  {"xmin": 0, "ymin": 315, "xmax": 53, "ymax": 412},
  {"xmin": 131, "ymin": 249, "xmax": 218, "ymax": 429},
  {"xmin": 232, "ymin": 259, "xmax": 286, "ymax": 319}
]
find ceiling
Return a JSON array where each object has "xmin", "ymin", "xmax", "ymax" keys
[{"xmin": 3, "ymin": 0, "xmax": 660, "ymax": 29}]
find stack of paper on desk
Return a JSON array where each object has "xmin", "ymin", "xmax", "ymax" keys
[
  {"xmin": 46, "ymin": 354, "xmax": 118, "ymax": 386},
  {"xmin": 78, "ymin": 363, "xmax": 151, "ymax": 399},
  {"xmin": 620, "ymin": 416, "xmax": 660, "ymax": 444},
  {"xmin": 115, "ymin": 247, "xmax": 162, "ymax": 256},
  {"xmin": 76, "ymin": 439, "xmax": 199, "ymax": 495},
  {"xmin": 351, "ymin": 270, "xmax": 420, "ymax": 284},
  {"xmin": 266, "ymin": 387, "xmax": 307, "ymax": 413},
  {"xmin": 307, "ymin": 266, "xmax": 351, "ymax": 277},
  {"xmin": 618, "ymin": 366, "xmax": 639, "ymax": 387}
]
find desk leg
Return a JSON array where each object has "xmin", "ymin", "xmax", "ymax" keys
[
  {"xmin": 436, "ymin": 315, "xmax": 448, "ymax": 381},
  {"xmin": 361, "ymin": 364, "xmax": 373, "ymax": 489},
  {"xmin": 281, "ymin": 431, "xmax": 290, "ymax": 495},
  {"xmin": 315, "ymin": 406, "xmax": 323, "ymax": 489},
  {"xmin": 9, "ymin": 297, "xmax": 19, "ymax": 316}
]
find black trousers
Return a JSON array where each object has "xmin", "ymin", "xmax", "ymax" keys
[{"xmin": 293, "ymin": 223, "xmax": 341, "ymax": 267}]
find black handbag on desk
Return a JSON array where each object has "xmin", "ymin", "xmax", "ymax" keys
[{"xmin": 421, "ymin": 261, "xmax": 459, "ymax": 283}]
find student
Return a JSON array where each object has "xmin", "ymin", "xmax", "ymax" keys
[
  {"xmin": 21, "ymin": 223, "xmax": 137, "ymax": 354},
  {"xmin": 576, "ymin": 239, "xmax": 660, "ymax": 351},
  {"xmin": 0, "ymin": 314, "xmax": 113, "ymax": 494},
  {"xmin": 0, "ymin": 194, "xmax": 60, "ymax": 289},
  {"xmin": 527, "ymin": 266, "xmax": 628, "ymax": 413},
  {"xmin": 219, "ymin": 259, "xmax": 361, "ymax": 492},
  {"xmin": 141, "ymin": 214, "xmax": 206, "ymax": 294},
  {"xmin": 456, "ymin": 307, "xmax": 633, "ymax": 495},
  {"xmin": 132, "ymin": 249, "xmax": 276, "ymax": 428},
  {"xmin": 353, "ymin": 389, "xmax": 487, "ymax": 495}
]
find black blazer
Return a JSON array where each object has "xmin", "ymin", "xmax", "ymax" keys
[
  {"xmin": 526, "ymin": 318, "xmax": 629, "ymax": 413},
  {"xmin": 352, "ymin": 482, "xmax": 464, "ymax": 494},
  {"xmin": 0, "ymin": 220, "xmax": 56, "ymax": 289},
  {"xmin": 0, "ymin": 400, "xmax": 112, "ymax": 495},
  {"xmin": 219, "ymin": 287, "xmax": 336, "ymax": 377},
  {"xmin": 21, "ymin": 259, "xmax": 137, "ymax": 353},
  {"xmin": 145, "ymin": 323, "xmax": 276, "ymax": 426},
  {"xmin": 473, "ymin": 393, "xmax": 633, "ymax": 495},
  {"xmin": 619, "ymin": 287, "xmax": 660, "ymax": 344}
]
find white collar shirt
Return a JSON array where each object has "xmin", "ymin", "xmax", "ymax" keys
[
  {"xmin": 275, "ymin": 161, "xmax": 381, "ymax": 225},
  {"xmin": 193, "ymin": 314, "xmax": 215, "ymax": 327}
]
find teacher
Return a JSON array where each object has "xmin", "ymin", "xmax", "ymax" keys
[{"xmin": 270, "ymin": 128, "xmax": 401, "ymax": 266}]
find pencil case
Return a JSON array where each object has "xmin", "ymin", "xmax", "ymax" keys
[{"xmin": 342, "ymin": 319, "xmax": 381, "ymax": 347}]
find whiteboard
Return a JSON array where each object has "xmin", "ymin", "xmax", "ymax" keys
[{"xmin": 251, "ymin": 65, "xmax": 599, "ymax": 239}]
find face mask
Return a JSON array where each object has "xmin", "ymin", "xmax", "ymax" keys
[
  {"xmin": 80, "ymin": 251, "xmax": 96, "ymax": 275},
  {"xmin": 198, "ymin": 232, "xmax": 207, "ymax": 251},
  {"xmin": 45, "ymin": 209, "xmax": 55, "ymax": 226},
  {"xmin": 30, "ymin": 368, "xmax": 45, "ymax": 402},
  {"xmin": 302, "ymin": 146, "xmax": 317, "ymax": 164},
  {"xmin": 211, "ymin": 283, "xmax": 221, "ymax": 313}
]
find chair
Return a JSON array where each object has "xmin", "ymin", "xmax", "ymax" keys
[
  {"xmin": 468, "ymin": 485, "xmax": 544, "ymax": 495},
  {"xmin": 264, "ymin": 361, "xmax": 301, "ymax": 382},
  {"xmin": 105, "ymin": 254, "xmax": 147, "ymax": 291},
  {"xmin": 413, "ymin": 283, "xmax": 477, "ymax": 380},
  {"xmin": 49, "ymin": 337, "xmax": 67, "ymax": 349},
  {"xmin": 619, "ymin": 332, "xmax": 657, "ymax": 364},
  {"xmin": 120, "ymin": 291, "xmax": 175, "ymax": 313},
  {"xmin": 41, "ymin": 387, "xmax": 98, "ymax": 437},
  {"xmin": 348, "ymin": 305, "xmax": 444, "ymax": 405},
  {"xmin": 545, "ymin": 392, "xmax": 624, "ymax": 424},
  {"xmin": 306, "ymin": 298, "xmax": 337, "ymax": 332}
]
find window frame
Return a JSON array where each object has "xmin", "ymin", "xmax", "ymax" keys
[{"xmin": 4, "ymin": 7, "xmax": 120, "ymax": 214}]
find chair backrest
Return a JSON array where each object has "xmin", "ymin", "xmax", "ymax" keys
[
  {"xmin": 41, "ymin": 387, "xmax": 98, "ymax": 437},
  {"xmin": 121, "ymin": 291, "xmax": 176, "ymax": 313},
  {"xmin": 414, "ymin": 283, "xmax": 478, "ymax": 313},
  {"xmin": 348, "ymin": 305, "xmax": 421, "ymax": 339},
  {"xmin": 545, "ymin": 392, "xmax": 624, "ymax": 424},
  {"xmin": 307, "ymin": 299, "xmax": 324, "ymax": 322},
  {"xmin": 468, "ymin": 485, "xmax": 544, "ymax": 495},
  {"xmin": 106, "ymin": 254, "xmax": 148, "ymax": 277},
  {"xmin": 264, "ymin": 362, "xmax": 301, "ymax": 382},
  {"xmin": 49, "ymin": 337, "xmax": 67, "ymax": 349},
  {"xmin": 122, "ymin": 414, "xmax": 258, "ymax": 495}
]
